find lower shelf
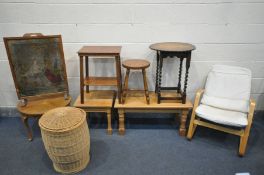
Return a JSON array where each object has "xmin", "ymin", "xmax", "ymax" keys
[{"xmin": 84, "ymin": 77, "xmax": 118, "ymax": 86}]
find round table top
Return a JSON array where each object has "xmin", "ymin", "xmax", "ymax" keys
[
  {"xmin": 39, "ymin": 107, "xmax": 86, "ymax": 132},
  {"xmin": 122, "ymin": 59, "xmax": 150, "ymax": 69},
  {"xmin": 149, "ymin": 42, "xmax": 195, "ymax": 52}
]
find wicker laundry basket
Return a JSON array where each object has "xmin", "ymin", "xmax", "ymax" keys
[{"xmin": 39, "ymin": 107, "xmax": 90, "ymax": 174}]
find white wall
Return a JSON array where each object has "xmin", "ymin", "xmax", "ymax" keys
[{"xmin": 1, "ymin": 0, "xmax": 264, "ymax": 109}]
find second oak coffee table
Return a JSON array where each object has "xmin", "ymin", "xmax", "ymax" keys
[
  {"xmin": 115, "ymin": 91, "xmax": 193, "ymax": 136},
  {"xmin": 78, "ymin": 46, "xmax": 122, "ymax": 104},
  {"xmin": 150, "ymin": 42, "xmax": 195, "ymax": 104}
]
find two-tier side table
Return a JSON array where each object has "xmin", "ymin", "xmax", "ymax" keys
[
  {"xmin": 78, "ymin": 46, "xmax": 122, "ymax": 104},
  {"xmin": 149, "ymin": 42, "xmax": 195, "ymax": 104}
]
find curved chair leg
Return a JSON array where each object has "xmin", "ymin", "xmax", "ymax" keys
[
  {"xmin": 20, "ymin": 114, "xmax": 33, "ymax": 141},
  {"xmin": 239, "ymin": 99, "xmax": 255, "ymax": 156},
  {"xmin": 187, "ymin": 89, "xmax": 204, "ymax": 140},
  {"xmin": 239, "ymin": 119, "xmax": 252, "ymax": 156},
  {"xmin": 239, "ymin": 134, "xmax": 249, "ymax": 156},
  {"xmin": 187, "ymin": 109, "xmax": 197, "ymax": 140},
  {"xmin": 187, "ymin": 124, "xmax": 198, "ymax": 140}
]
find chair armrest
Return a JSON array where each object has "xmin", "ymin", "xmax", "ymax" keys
[
  {"xmin": 247, "ymin": 99, "xmax": 256, "ymax": 122},
  {"xmin": 193, "ymin": 89, "xmax": 205, "ymax": 110}
]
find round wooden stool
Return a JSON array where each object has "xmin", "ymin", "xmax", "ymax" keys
[
  {"xmin": 39, "ymin": 107, "xmax": 90, "ymax": 174},
  {"xmin": 122, "ymin": 59, "xmax": 150, "ymax": 104}
]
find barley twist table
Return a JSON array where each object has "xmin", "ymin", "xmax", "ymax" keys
[{"xmin": 149, "ymin": 42, "xmax": 195, "ymax": 104}]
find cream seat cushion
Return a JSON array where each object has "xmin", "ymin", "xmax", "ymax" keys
[
  {"xmin": 201, "ymin": 65, "xmax": 251, "ymax": 113},
  {"xmin": 196, "ymin": 104, "xmax": 248, "ymax": 127}
]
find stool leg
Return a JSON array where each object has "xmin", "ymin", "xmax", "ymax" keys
[
  {"xmin": 122, "ymin": 69, "xmax": 130, "ymax": 104},
  {"xmin": 142, "ymin": 69, "xmax": 150, "ymax": 104}
]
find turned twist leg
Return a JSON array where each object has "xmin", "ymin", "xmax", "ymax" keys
[
  {"xmin": 157, "ymin": 57, "xmax": 163, "ymax": 104},
  {"xmin": 177, "ymin": 58, "xmax": 183, "ymax": 93},
  {"xmin": 183, "ymin": 57, "xmax": 191, "ymax": 104},
  {"xmin": 155, "ymin": 52, "xmax": 160, "ymax": 93}
]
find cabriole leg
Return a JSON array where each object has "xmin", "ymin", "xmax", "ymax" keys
[{"xmin": 21, "ymin": 114, "xmax": 33, "ymax": 141}]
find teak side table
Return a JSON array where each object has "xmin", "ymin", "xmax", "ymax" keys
[
  {"xmin": 78, "ymin": 46, "xmax": 122, "ymax": 104},
  {"xmin": 150, "ymin": 42, "xmax": 195, "ymax": 104}
]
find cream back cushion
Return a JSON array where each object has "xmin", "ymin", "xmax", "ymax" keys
[{"xmin": 201, "ymin": 65, "xmax": 251, "ymax": 113}]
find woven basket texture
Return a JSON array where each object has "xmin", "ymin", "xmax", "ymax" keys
[{"xmin": 39, "ymin": 107, "xmax": 90, "ymax": 174}]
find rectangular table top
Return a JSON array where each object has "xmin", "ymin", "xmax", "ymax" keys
[
  {"xmin": 74, "ymin": 90, "xmax": 115, "ymax": 108},
  {"xmin": 115, "ymin": 91, "xmax": 193, "ymax": 109},
  {"xmin": 78, "ymin": 46, "xmax": 121, "ymax": 56}
]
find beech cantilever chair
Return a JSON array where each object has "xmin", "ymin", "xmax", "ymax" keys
[{"xmin": 187, "ymin": 65, "xmax": 256, "ymax": 156}]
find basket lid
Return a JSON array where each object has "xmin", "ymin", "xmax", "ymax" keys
[{"xmin": 39, "ymin": 107, "xmax": 86, "ymax": 132}]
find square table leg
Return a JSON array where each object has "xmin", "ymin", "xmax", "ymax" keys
[
  {"xmin": 122, "ymin": 69, "xmax": 130, "ymax": 104},
  {"xmin": 85, "ymin": 56, "xmax": 89, "ymax": 93},
  {"xmin": 79, "ymin": 56, "xmax": 84, "ymax": 104},
  {"xmin": 115, "ymin": 55, "xmax": 122, "ymax": 104}
]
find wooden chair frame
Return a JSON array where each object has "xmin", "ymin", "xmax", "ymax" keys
[{"xmin": 187, "ymin": 89, "xmax": 256, "ymax": 156}]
